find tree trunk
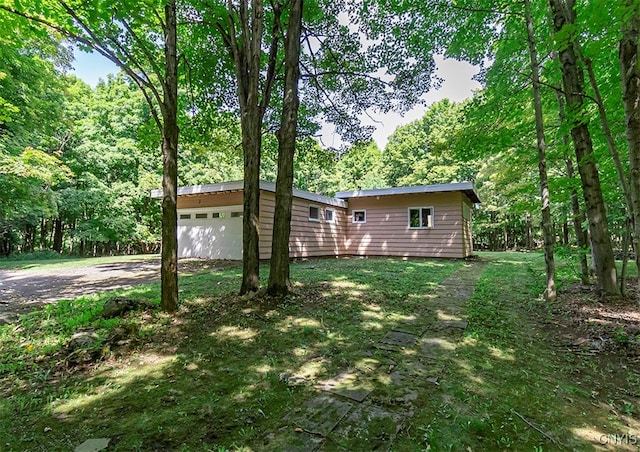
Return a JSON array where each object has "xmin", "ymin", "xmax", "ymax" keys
[
  {"xmin": 557, "ymin": 89, "xmax": 590, "ymax": 284},
  {"xmin": 160, "ymin": 0, "xmax": 179, "ymax": 312},
  {"xmin": 241, "ymin": 116, "xmax": 262, "ymax": 294},
  {"xmin": 621, "ymin": 219, "xmax": 631, "ymax": 295},
  {"xmin": 39, "ymin": 218, "xmax": 47, "ymax": 250},
  {"xmin": 526, "ymin": 0, "xmax": 556, "ymax": 301},
  {"xmin": 268, "ymin": 0, "xmax": 303, "ymax": 296},
  {"xmin": 578, "ymin": 46, "xmax": 632, "ymax": 213},
  {"xmin": 53, "ymin": 218, "xmax": 63, "ymax": 253},
  {"xmin": 619, "ymin": 0, "xmax": 640, "ymax": 304},
  {"xmin": 219, "ymin": 0, "xmax": 280, "ymax": 295},
  {"xmin": 490, "ymin": 211, "xmax": 498, "ymax": 251},
  {"xmin": 549, "ymin": 0, "xmax": 619, "ymax": 296}
]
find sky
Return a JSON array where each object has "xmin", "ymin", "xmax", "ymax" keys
[{"xmin": 71, "ymin": 49, "xmax": 481, "ymax": 149}]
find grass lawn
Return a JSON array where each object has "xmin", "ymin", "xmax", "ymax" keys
[
  {"xmin": 0, "ymin": 253, "xmax": 160, "ymax": 271},
  {"xmin": 0, "ymin": 253, "xmax": 638, "ymax": 450}
]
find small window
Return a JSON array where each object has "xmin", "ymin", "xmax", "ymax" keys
[
  {"xmin": 352, "ymin": 210, "xmax": 366, "ymax": 224},
  {"xmin": 325, "ymin": 208, "xmax": 335, "ymax": 222},
  {"xmin": 179, "ymin": 214, "xmax": 191, "ymax": 220},
  {"xmin": 231, "ymin": 211, "xmax": 243, "ymax": 218},
  {"xmin": 408, "ymin": 207, "xmax": 433, "ymax": 229},
  {"xmin": 195, "ymin": 213, "xmax": 208, "ymax": 219},
  {"xmin": 212, "ymin": 212, "xmax": 221, "ymax": 219},
  {"xmin": 309, "ymin": 205, "xmax": 320, "ymax": 221}
]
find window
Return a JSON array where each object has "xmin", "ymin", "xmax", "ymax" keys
[
  {"xmin": 231, "ymin": 211, "xmax": 243, "ymax": 218},
  {"xmin": 352, "ymin": 210, "xmax": 366, "ymax": 224},
  {"xmin": 195, "ymin": 213, "xmax": 208, "ymax": 219},
  {"xmin": 212, "ymin": 212, "xmax": 221, "ymax": 219},
  {"xmin": 179, "ymin": 214, "xmax": 191, "ymax": 220},
  {"xmin": 309, "ymin": 205, "xmax": 320, "ymax": 221},
  {"xmin": 408, "ymin": 207, "xmax": 433, "ymax": 229},
  {"xmin": 325, "ymin": 208, "xmax": 335, "ymax": 222}
]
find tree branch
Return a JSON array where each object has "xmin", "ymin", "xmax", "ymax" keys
[
  {"xmin": 119, "ymin": 14, "xmax": 166, "ymax": 86},
  {"xmin": 259, "ymin": 0, "xmax": 282, "ymax": 115},
  {"xmin": 301, "ymin": 70, "xmax": 394, "ymax": 87},
  {"xmin": 430, "ymin": 0, "xmax": 524, "ymax": 18}
]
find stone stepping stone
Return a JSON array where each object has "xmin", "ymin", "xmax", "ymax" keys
[
  {"xmin": 283, "ymin": 394, "xmax": 353, "ymax": 437},
  {"xmin": 327, "ymin": 404, "xmax": 404, "ymax": 451},
  {"xmin": 74, "ymin": 438, "xmax": 110, "ymax": 452},
  {"xmin": 354, "ymin": 357, "xmax": 384, "ymax": 373},
  {"xmin": 389, "ymin": 360, "xmax": 440, "ymax": 387},
  {"xmin": 317, "ymin": 371, "xmax": 374, "ymax": 402},
  {"xmin": 262, "ymin": 427, "xmax": 324, "ymax": 451},
  {"xmin": 379, "ymin": 330, "xmax": 418, "ymax": 348},
  {"xmin": 416, "ymin": 337, "xmax": 457, "ymax": 359},
  {"xmin": 440, "ymin": 319, "xmax": 468, "ymax": 330}
]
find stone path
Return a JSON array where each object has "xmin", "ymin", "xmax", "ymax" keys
[{"xmin": 262, "ymin": 260, "xmax": 487, "ymax": 451}]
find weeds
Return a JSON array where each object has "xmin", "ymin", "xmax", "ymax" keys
[{"xmin": 0, "ymin": 254, "xmax": 638, "ymax": 450}]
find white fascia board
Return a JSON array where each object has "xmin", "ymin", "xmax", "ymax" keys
[
  {"xmin": 151, "ymin": 179, "xmax": 348, "ymax": 208},
  {"xmin": 335, "ymin": 182, "xmax": 481, "ymax": 204}
]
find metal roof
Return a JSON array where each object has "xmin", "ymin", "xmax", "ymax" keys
[
  {"xmin": 334, "ymin": 182, "xmax": 481, "ymax": 204},
  {"xmin": 151, "ymin": 181, "xmax": 481, "ymax": 206},
  {"xmin": 150, "ymin": 180, "xmax": 348, "ymax": 208}
]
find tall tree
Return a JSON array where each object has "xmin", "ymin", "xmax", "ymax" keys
[
  {"xmin": 1, "ymin": 0, "xmax": 181, "ymax": 311},
  {"xmin": 268, "ymin": 0, "xmax": 303, "ymax": 295},
  {"xmin": 189, "ymin": 0, "xmax": 440, "ymax": 294},
  {"xmin": 549, "ymin": 0, "xmax": 619, "ymax": 296},
  {"xmin": 204, "ymin": 0, "xmax": 282, "ymax": 294},
  {"xmin": 619, "ymin": 0, "xmax": 640, "ymax": 301},
  {"xmin": 383, "ymin": 100, "xmax": 475, "ymax": 187},
  {"xmin": 525, "ymin": 0, "xmax": 556, "ymax": 301}
]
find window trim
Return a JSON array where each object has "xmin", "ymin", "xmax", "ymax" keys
[
  {"xmin": 352, "ymin": 210, "xmax": 367, "ymax": 224},
  {"xmin": 308, "ymin": 204, "xmax": 321, "ymax": 222},
  {"xmin": 408, "ymin": 206, "xmax": 434, "ymax": 229},
  {"xmin": 324, "ymin": 208, "xmax": 335, "ymax": 223},
  {"xmin": 177, "ymin": 205, "xmax": 240, "ymax": 221},
  {"xmin": 179, "ymin": 213, "xmax": 192, "ymax": 220}
]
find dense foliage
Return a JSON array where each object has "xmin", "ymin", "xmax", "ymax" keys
[{"xmin": 2, "ymin": 0, "xmax": 640, "ymax": 296}]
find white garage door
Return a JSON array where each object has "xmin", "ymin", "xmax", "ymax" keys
[{"xmin": 177, "ymin": 206, "xmax": 243, "ymax": 260}]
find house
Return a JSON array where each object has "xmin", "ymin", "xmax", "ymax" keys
[{"xmin": 150, "ymin": 180, "xmax": 480, "ymax": 260}]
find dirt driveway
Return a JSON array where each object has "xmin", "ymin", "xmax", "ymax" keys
[{"xmin": 0, "ymin": 259, "xmax": 161, "ymax": 325}]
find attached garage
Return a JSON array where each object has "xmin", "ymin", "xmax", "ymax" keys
[
  {"xmin": 151, "ymin": 180, "xmax": 347, "ymax": 260},
  {"xmin": 176, "ymin": 206, "xmax": 243, "ymax": 260}
]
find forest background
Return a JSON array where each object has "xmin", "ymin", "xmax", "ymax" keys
[{"xmin": 1, "ymin": 0, "xmax": 637, "ymax": 296}]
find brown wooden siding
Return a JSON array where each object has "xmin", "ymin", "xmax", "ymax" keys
[
  {"xmin": 461, "ymin": 197, "xmax": 473, "ymax": 257},
  {"xmin": 345, "ymin": 192, "xmax": 468, "ymax": 258},
  {"xmin": 175, "ymin": 188, "xmax": 474, "ymax": 259},
  {"xmin": 259, "ymin": 191, "xmax": 347, "ymax": 259},
  {"xmin": 177, "ymin": 191, "xmax": 243, "ymax": 209}
]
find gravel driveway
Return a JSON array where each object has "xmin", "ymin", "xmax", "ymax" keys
[{"xmin": 0, "ymin": 259, "xmax": 160, "ymax": 325}]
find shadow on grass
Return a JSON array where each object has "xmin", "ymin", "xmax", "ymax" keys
[{"xmin": 1, "ymin": 254, "xmax": 638, "ymax": 451}]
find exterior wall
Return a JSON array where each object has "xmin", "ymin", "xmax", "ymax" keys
[
  {"xmin": 461, "ymin": 197, "xmax": 473, "ymax": 257},
  {"xmin": 176, "ymin": 192, "xmax": 244, "ymax": 260},
  {"xmin": 177, "ymin": 191, "xmax": 243, "ymax": 209},
  {"xmin": 259, "ymin": 191, "xmax": 347, "ymax": 259},
  {"xmin": 174, "ymin": 188, "xmax": 474, "ymax": 260},
  {"xmin": 344, "ymin": 192, "xmax": 470, "ymax": 259}
]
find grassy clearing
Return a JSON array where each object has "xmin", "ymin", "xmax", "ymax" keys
[
  {"xmin": 396, "ymin": 252, "xmax": 640, "ymax": 451},
  {"xmin": 0, "ymin": 253, "xmax": 159, "ymax": 271},
  {"xmin": 1, "ymin": 253, "xmax": 638, "ymax": 450}
]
